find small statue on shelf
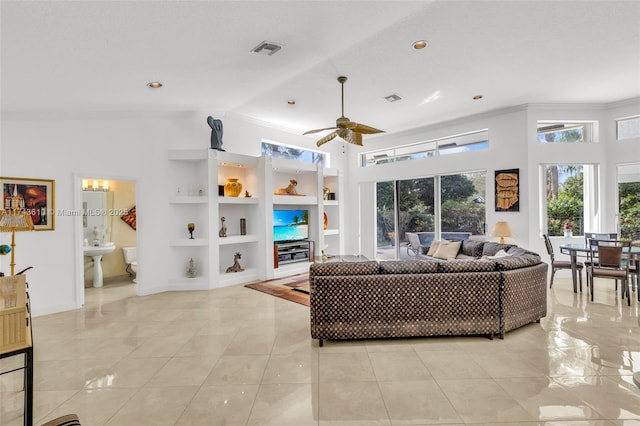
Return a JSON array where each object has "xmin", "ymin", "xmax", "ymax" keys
[
  {"xmin": 323, "ymin": 187, "xmax": 330, "ymax": 200},
  {"xmin": 207, "ymin": 116, "xmax": 225, "ymax": 151},
  {"xmin": 219, "ymin": 217, "xmax": 227, "ymax": 237},
  {"xmin": 226, "ymin": 252, "xmax": 245, "ymax": 273},
  {"xmin": 244, "ymin": 190, "xmax": 252, "ymax": 198},
  {"xmin": 187, "ymin": 258, "xmax": 197, "ymax": 278},
  {"xmin": 274, "ymin": 179, "xmax": 304, "ymax": 196}
]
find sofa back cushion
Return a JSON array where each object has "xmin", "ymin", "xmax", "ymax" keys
[
  {"xmin": 461, "ymin": 239, "xmax": 485, "ymax": 258},
  {"xmin": 310, "ymin": 261, "xmax": 379, "ymax": 276},
  {"xmin": 438, "ymin": 259, "xmax": 496, "ymax": 273},
  {"xmin": 378, "ymin": 260, "xmax": 439, "ymax": 274},
  {"xmin": 506, "ymin": 246, "xmax": 538, "ymax": 257},
  {"xmin": 482, "ymin": 242, "xmax": 515, "ymax": 256},
  {"xmin": 493, "ymin": 253, "xmax": 542, "ymax": 270}
]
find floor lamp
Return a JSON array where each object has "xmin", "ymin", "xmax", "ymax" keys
[{"xmin": 0, "ymin": 185, "xmax": 35, "ymax": 276}]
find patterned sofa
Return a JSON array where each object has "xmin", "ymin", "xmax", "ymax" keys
[{"xmin": 309, "ymin": 241, "xmax": 548, "ymax": 346}]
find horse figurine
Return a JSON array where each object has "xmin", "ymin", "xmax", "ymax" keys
[{"xmin": 226, "ymin": 252, "xmax": 245, "ymax": 273}]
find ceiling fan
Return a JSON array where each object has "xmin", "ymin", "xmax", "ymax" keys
[{"xmin": 303, "ymin": 76, "xmax": 385, "ymax": 147}]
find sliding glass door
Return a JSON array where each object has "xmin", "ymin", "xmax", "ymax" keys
[
  {"xmin": 617, "ymin": 163, "xmax": 640, "ymax": 240},
  {"xmin": 441, "ymin": 172, "xmax": 486, "ymax": 235},
  {"xmin": 376, "ymin": 172, "xmax": 485, "ymax": 260}
]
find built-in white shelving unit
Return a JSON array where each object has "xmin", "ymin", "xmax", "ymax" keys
[
  {"xmin": 167, "ymin": 148, "xmax": 343, "ymax": 289},
  {"xmin": 167, "ymin": 149, "xmax": 212, "ymax": 290}
]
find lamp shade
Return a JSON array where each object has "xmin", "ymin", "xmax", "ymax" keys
[{"xmin": 491, "ymin": 221, "xmax": 513, "ymax": 243}]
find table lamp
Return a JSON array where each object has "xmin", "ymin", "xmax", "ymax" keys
[
  {"xmin": 0, "ymin": 184, "xmax": 35, "ymax": 275},
  {"xmin": 491, "ymin": 221, "xmax": 513, "ymax": 244}
]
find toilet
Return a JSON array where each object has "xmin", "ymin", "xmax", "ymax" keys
[{"xmin": 122, "ymin": 246, "xmax": 137, "ymax": 282}]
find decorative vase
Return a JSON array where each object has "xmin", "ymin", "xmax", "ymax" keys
[
  {"xmin": 224, "ymin": 178, "xmax": 242, "ymax": 197},
  {"xmin": 324, "ymin": 212, "xmax": 328, "ymax": 230},
  {"xmin": 564, "ymin": 230, "xmax": 573, "ymax": 238}
]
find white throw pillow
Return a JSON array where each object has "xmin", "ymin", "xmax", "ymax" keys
[
  {"xmin": 426, "ymin": 240, "xmax": 443, "ymax": 256},
  {"xmin": 487, "ymin": 249, "xmax": 511, "ymax": 259},
  {"xmin": 433, "ymin": 240, "xmax": 462, "ymax": 260}
]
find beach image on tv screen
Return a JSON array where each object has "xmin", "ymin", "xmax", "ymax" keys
[{"xmin": 273, "ymin": 209, "xmax": 309, "ymax": 242}]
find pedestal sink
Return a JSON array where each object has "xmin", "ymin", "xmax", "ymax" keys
[{"xmin": 84, "ymin": 242, "xmax": 116, "ymax": 288}]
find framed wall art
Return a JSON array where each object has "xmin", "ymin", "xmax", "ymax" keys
[
  {"xmin": 495, "ymin": 169, "xmax": 519, "ymax": 212},
  {"xmin": 1, "ymin": 176, "xmax": 55, "ymax": 230}
]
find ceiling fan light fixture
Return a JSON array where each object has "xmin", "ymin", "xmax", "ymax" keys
[
  {"xmin": 413, "ymin": 40, "xmax": 428, "ymax": 49},
  {"xmin": 303, "ymin": 76, "xmax": 385, "ymax": 147}
]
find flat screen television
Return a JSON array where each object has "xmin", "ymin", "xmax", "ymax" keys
[{"xmin": 273, "ymin": 209, "xmax": 309, "ymax": 242}]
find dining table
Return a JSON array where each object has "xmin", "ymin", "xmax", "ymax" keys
[{"xmin": 559, "ymin": 242, "xmax": 640, "ymax": 293}]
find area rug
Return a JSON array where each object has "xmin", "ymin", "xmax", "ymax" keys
[{"xmin": 244, "ymin": 273, "xmax": 310, "ymax": 307}]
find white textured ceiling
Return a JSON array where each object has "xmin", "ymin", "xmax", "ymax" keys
[{"xmin": 2, "ymin": 0, "xmax": 639, "ymax": 138}]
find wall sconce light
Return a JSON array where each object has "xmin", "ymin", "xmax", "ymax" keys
[{"xmin": 83, "ymin": 179, "xmax": 110, "ymax": 191}]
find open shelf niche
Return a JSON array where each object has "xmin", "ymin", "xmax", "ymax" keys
[
  {"xmin": 167, "ymin": 149, "xmax": 212, "ymax": 290},
  {"xmin": 167, "ymin": 149, "xmax": 343, "ymax": 288}
]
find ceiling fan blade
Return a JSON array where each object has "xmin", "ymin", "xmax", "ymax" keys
[
  {"xmin": 303, "ymin": 126, "xmax": 338, "ymax": 135},
  {"xmin": 350, "ymin": 122, "xmax": 385, "ymax": 134},
  {"xmin": 344, "ymin": 130, "xmax": 363, "ymax": 146},
  {"xmin": 316, "ymin": 131, "xmax": 339, "ymax": 147}
]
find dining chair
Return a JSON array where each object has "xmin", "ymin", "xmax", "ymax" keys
[
  {"xmin": 543, "ymin": 234, "xmax": 583, "ymax": 291},
  {"xmin": 624, "ymin": 250, "xmax": 639, "ymax": 301},
  {"xmin": 41, "ymin": 414, "xmax": 81, "ymax": 426},
  {"xmin": 586, "ymin": 239, "xmax": 631, "ymax": 305},
  {"xmin": 584, "ymin": 232, "xmax": 618, "ymax": 245},
  {"xmin": 583, "ymin": 232, "xmax": 619, "ymax": 270}
]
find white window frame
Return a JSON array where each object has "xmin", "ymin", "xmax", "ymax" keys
[
  {"xmin": 538, "ymin": 163, "xmax": 600, "ymax": 236},
  {"xmin": 536, "ymin": 121, "xmax": 598, "ymax": 143},
  {"xmin": 616, "ymin": 115, "xmax": 640, "ymax": 140},
  {"xmin": 360, "ymin": 129, "xmax": 489, "ymax": 167}
]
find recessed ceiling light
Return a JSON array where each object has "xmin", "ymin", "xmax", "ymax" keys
[
  {"xmin": 413, "ymin": 40, "xmax": 428, "ymax": 49},
  {"xmin": 147, "ymin": 82, "xmax": 163, "ymax": 88},
  {"xmin": 287, "ymin": 100, "xmax": 296, "ymax": 105},
  {"xmin": 384, "ymin": 94, "xmax": 402, "ymax": 102},
  {"xmin": 473, "ymin": 95, "xmax": 483, "ymax": 100}
]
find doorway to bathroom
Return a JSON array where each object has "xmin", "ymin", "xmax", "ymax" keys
[{"xmin": 80, "ymin": 177, "xmax": 137, "ymax": 299}]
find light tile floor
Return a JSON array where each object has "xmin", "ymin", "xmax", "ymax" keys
[{"xmin": 1, "ymin": 274, "xmax": 639, "ymax": 425}]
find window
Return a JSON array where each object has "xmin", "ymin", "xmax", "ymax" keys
[
  {"xmin": 616, "ymin": 115, "xmax": 640, "ymax": 140},
  {"xmin": 537, "ymin": 121, "xmax": 597, "ymax": 143},
  {"xmin": 376, "ymin": 171, "xmax": 486, "ymax": 259},
  {"xmin": 538, "ymin": 121, "xmax": 598, "ymax": 143},
  {"xmin": 441, "ymin": 172, "xmax": 486, "ymax": 235},
  {"xmin": 542, "ymin": 164, "xmax": 600, "ymax": 237},
  {"xmin": 261, "ymin": 140, "xmax": 329, "ymax": 167},
  {"xmin": 617, "ymin": 163, "xmax": 640, "ymax": 240},
  {"xmin": 361, "ymin": 129, "xmax": 488, "ymax": 167}
]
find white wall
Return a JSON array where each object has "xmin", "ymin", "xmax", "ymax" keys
[
  {"xmin": 347, "ymin": 100, "xmax": 640, "ymax": 259},
  {"xmin": 1, "ymin": 100, "xmax": 636, "ymax": 315},
  {"xmin": 0, "ymin": 111, "xmax": 333, "ymax": 316}
]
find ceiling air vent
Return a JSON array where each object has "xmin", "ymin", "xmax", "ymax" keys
[
  {"xmin": 384, "ymin": 94, "xmax": 402, "ymax": 102},
  {"xmin": 251, "ymin": 41, "xmax": 283, "ymax": 56}
]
